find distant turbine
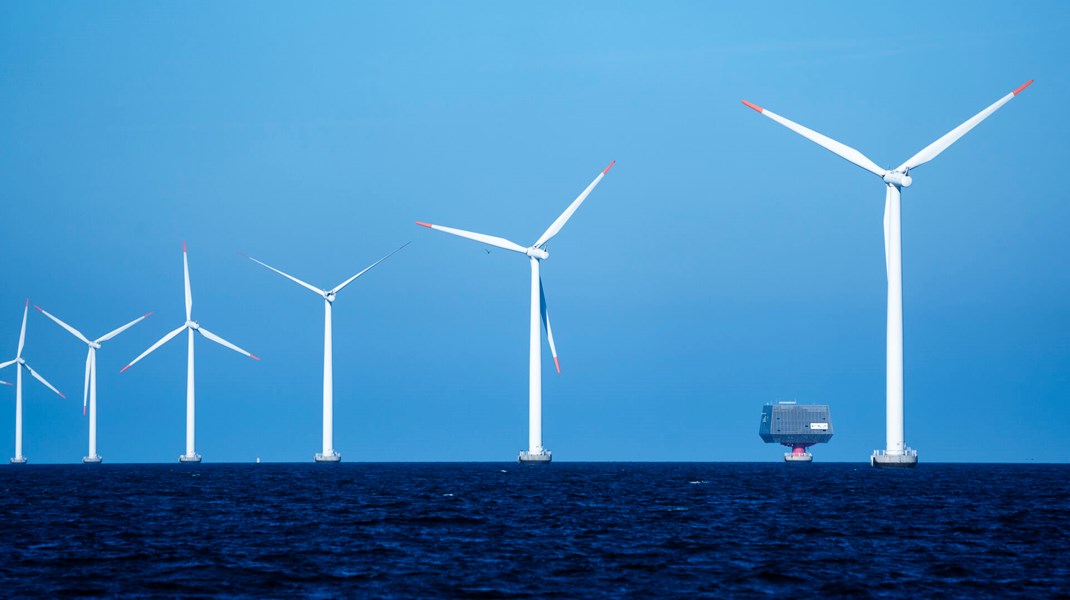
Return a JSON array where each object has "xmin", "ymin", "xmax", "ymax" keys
[
  {"xmin": 35, "ymin": 305, "xmax": 150, "ymax": 464},
  {"xmin": 0, "ymin": 300, "xmax": 66, "ymax": 464},
  {"xmin": 121, "ymin": 243, "xmax": 260, "ymax": 463},
  {"xmin": 245, "ymin": 241, "xmax": 409, "ymax": 463},
  {"xmin": 417, "ymin": 161, "xmax": 614, "ymax": 463},
  {"xmin": 742, "ymin": 80, "xmax": 1033, "ymax": 468}
]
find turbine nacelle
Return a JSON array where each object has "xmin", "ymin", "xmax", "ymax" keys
[
  {"xmin": 325, "ymin": 291, "xmax": 337, "ymax": 303},
  {"xmin": 526, "ymin": 247, "xmax": 549, "ymax": 260},
  {"xmin": 89, "ymin": 341, "xmax": 102, "ymax": 350},
  {"xmin": 187, "ymin": 321, "xmax": 199, "ymax": 330},
  {"xmin": 16, "ymin": 358, "xmax": 25, "ymax": 365},
  {"xmin": 882, "ymin": 171, "xmax": 913, "ymax": 188}
]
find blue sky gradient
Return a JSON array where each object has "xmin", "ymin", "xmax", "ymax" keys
[{"xmin": 1, "ymin": 2, "xmax": 1067, "ymax": 462}]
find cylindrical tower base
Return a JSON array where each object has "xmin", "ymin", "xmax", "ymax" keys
[
  {"xmin": 870, "ymin": 448, "xmax": 917, "ymax": 468},
  {"xmin": 518, "ymin": 449, "xmax": 552, "ymax": 464}
]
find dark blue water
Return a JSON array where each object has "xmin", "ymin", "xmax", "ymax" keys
[{"xmin": 1, "ymin": 463, "xmax": 1067, "ymax": 598}]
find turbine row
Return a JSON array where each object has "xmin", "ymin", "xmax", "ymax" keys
[{"xmin": 2, "ymin": 79, "xmax": 1034, "ymax": 467}]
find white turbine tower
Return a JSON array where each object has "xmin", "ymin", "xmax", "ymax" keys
[
  {"xmin": 245, "ymin": 242, "xmax": 410, "ymax": 463},
  {"xmin": 35, "ymin": 305, "xmax": 150, "ymax": 464},
  {"xmin": 0, "ymin": 300, "xmax": 66, "ymax": 464},
  {"xmin": 742, "ymin": 80, "xmax": 1034, "ymax": 468},
  {"xmin": 417, "ymin": 161, "xmax": 615, "ymax": 463},
  {"xmin": 121, "ymin": 242, "xmax": 260, "ymax": 463}
]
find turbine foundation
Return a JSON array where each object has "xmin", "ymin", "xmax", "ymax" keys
[
  {"xmin": 82, "ymin": 455, "xmax": 102, "ymax": 464},
  {"xmin": 315, "ymin": 451, "xmax": 341, "ymax": 463},
  {"xmin": 518, "ymin": 449, "xmax": 552, "ymax": 464},
  {"xmin": 871, "ymin": 448, "xmax": 917, "ymax": 468},
  {"xmin": 9, "ymin": 456, "xmax": 27, "ymax": 465},
  {"xmin": 179, "ymin": 453, "xmax": 202, "ymax": 464}
]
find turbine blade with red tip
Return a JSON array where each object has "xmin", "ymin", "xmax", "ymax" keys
[
  {"xmin": 417, "ymin": 222, "xmax": 528, "ymax": 254},
  {"xmin": 742, "ymin": 100, "xmax": 885, "ymax": 177},
  {"xmin": 331, "ymin": 241, "xmax": 411, "ymax": 295},
  {"xmin": 534, "ymin": 161, "xmax": 615, "ymax": 249},
  {"xmin": 23, "ymin": 362, "xmax": 65, "ymax": 399},
  {"xmin": 897, "ymin": 80, "xmax": 1034, "ymax": 172},
  {"xmin": 196, "ymin": 327, "xmax": 259, "ymax": 360},
  {"xmin": 539, "ymin": 276, "xmax": 560, "ymax": 374},
  {"xmin": 122, "ymin": 324, "xmax": 187, "ymax": 373},
  {"xmin": 36, "ymin": 306, "xmax": 90, "ymax": 345},
  {"xmin": 96, "ymin": 313, "xmax": 152, "ymax": 343}
]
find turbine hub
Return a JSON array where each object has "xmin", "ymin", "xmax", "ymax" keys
[
  {"xmin": 883, "ymin": 170, "xmax": 913, "ymax": 188},
  {"xmin": 17, "ymin": 358, "xmax": 25, "ymax": 365},
  {"xmin": 325, "ymin": 292, "xmax": 336, "ymax": 303},
  {"xmin": 187, "ymin": 321, "xmax": 199, "ymax": 330},
  {"xmin": 526, "ymin": 247, "xmax": 549, "ymax": 260},
  {"xmin": 89, "ymin": 342, "xmax": 101, "ymax": 350}
]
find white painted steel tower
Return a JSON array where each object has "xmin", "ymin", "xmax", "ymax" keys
[
  {"xmin": 35, "ymin": 305, "xmax": 150, "ymax": 464},
  {"xmin": 742, "ymin": 80, "xmax": 1034, "ymax": 467},
  {"xmin": 121, "ymin": 243, "xmax": 260, "ymax": 463},
  {"xmin": 245, "ymin": 242, "xmax": 409, "ymax": 463},
  {"xmin": 0, "ymin": 300, "xmax": 66, "ymax": 464},
  {"xmin": 417, "ymin": 161, "xmax": 614, "ymax": 463}
]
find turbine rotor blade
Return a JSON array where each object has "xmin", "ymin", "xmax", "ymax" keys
[
  {"xmin": 23, "ymin": 362, "xmax": 65, "ymax": 399},
  {"xmin": 534, "ymin": 161, "xmax": 615, "ymax": 249},
  {"xmin": 897, "ymin": 80, "xmax": 1034, "ymax": 172},
  {"xmin": 196, "ymin": 327, "xmax": 260, "ymax": 360},
  {"xmin": 742, "ymin": 100, "xmax": 885, "ymax": 177},
  {"xmin": 0, "ymin": 380, "xmax": 11, "ymax": 386},
  {"xmin": 416, "ymin": 222, "xmax": 528, "ymax": 254},
  {"xmin": 83, "ymin": 349, "xmax": 92, "ymax": 413},
  {"xmin": 96, "ymin": 313, "xmax": 152, "ymax": 344},
  {"xmin": 331, "ymin": 241, "xmax": 411, "ymax": 295},
  {"xmin": 539, "ymin": 276, "xmax": 560, "ymax": 374},
  {"xmin": 17, "ymin": 299, "xmax": 28, "ymax": 359},
  {"xmin": 183, "ymin": 242, "xmax": 192, "ymax": 321},
  {"xmin": 0, "ymin": 359, "xmax": 16, "ymax": 370},
  {"xmin": 35, "ymin": 306, "xmax": 90, "ymax": 345},
  {"xmin": 245, "ymin": 255, "xmax": 325, "ymax": 297},
  {"xmin": 121, "ymin": 324, "xmax": 187, "ymax": 373}
]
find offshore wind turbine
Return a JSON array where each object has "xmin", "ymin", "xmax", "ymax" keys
[
  {"xmin": 417, "ymin": 161, "xmax": 614, "ymax": 463},
  {"xmin": 742, "ymin": 80, "xmax": 1033, "ymax": 468},
  {"xmin": 35, "ymin": 305, "xmax": 150, "ymax": 464},
  {"xmin": 0, "ymin": 300, "xmax": 66, "ymax": 464},
  {"xmin": 121, "ymin": 242, "xmax": 260, "ymax": 463},
  {"xmin": 245, "ymin": 242, "xmax": 409, "ymax": 463}
]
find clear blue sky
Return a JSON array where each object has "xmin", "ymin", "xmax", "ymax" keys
[{"xmin": 1, "ymin": 2, "xmax": 1066, "ymax": 463}]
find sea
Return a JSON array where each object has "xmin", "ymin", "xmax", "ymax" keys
[{"xmin": 1, "ymin": 462, "xmax": 1067, "ymax": 598}]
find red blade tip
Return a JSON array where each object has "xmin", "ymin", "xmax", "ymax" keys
[
  {"xmin": 83, "ymin": 405, "xmax": 86, "ymax": 416},
  {"xmin": 120, "ymin": 364, "xmax": 131, "ymax": 374},
  {"xmin": 1, "ymin": 381, "xmax": 12, "ymax": 386},
  {"xmin": 144, "ymin": 312, "xmax": 153, "ymax": 318},
  {"xmin": 602, "ymin": 160, "xmax": 616, "ymax": 175},
  {"xmin": 24, "ymin": 298, "xmax": 29, "ymax": 307},
  {"xmin": 33, "ymin": 305, "xmax": 43, "ymax": 312},
  {"xmin": 415, "ymin": 221, "xmax": 432, "ymax": 228},
  {"xmin": 553, "ymin": 356, "xmax": 561, "ymax": 374},
  {"xmin": 742, "ymin": 100, "xmax": 763, "ymax": 113},
  {"xmin": 250, "ymin": 354, "xmax": 261, "ymax": 361},
  {"xmin": 59, "ymin": 392, "xmax": 66, "ymax": 399},
  {"xmin": 1013, "ymin": 80, "xmax": 1034, "ymax": 96},
  {"xmin": 182, "ymin": 241, "xmax": 187, "ymax": 252}
]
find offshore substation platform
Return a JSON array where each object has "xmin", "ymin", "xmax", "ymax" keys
[{"xmin": 759, "ymin": 402, "xmax": 833, "ymax": 462}]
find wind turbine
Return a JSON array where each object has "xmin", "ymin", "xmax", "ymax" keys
[
  {"xmin": 0, "ymin": 300, "xmax": 66, "ymax": 464},
  {"xmin": 35, "ymin": 305, "xmax": 150, "ymax": 464},
  {"xmin": 245, "ymin": 241, "xmax": 410, "ymax": 463},
  {"xmin": 417, "ymin": 161, "xmax": 615, "ymax": 463},
  {"xmin": 121, "ymin": 242, "xmax": 260, "ymax": 463},
  {"xmin": 742, "ymin": 80, "xmax": 1033, "ymax": 468}
]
